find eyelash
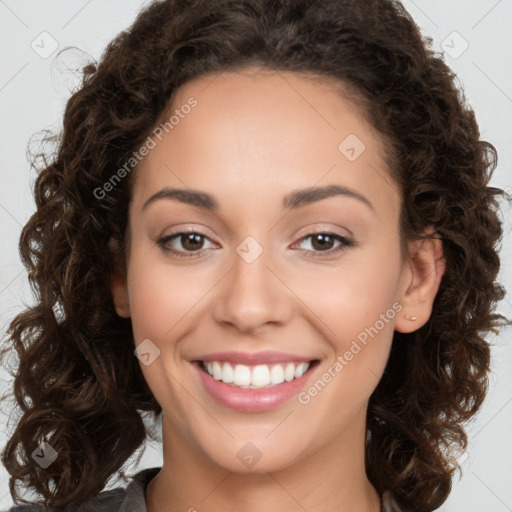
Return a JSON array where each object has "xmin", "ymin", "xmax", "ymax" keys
[{"xmin": 156, "ymin": 229, "xmax": 355, "ymax": 259}]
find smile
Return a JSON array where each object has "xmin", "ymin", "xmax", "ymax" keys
[
  {"xmin": 192, "ymin": 358, "xmax": 321, "ymax": 412},
  {"xmin": 199, "ymin": 360, "xmax": 313, "ymax": 389}
]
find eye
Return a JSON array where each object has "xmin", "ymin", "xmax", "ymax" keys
[
  {"xmin": 292, "ymin": 232, "xmax": 354, "ymax": 257},
  {"xmin": 157, "ymin": 230, "xmax": 216, "ymax": 259}
]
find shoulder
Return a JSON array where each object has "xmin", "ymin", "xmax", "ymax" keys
[
  {"xmin": 5, "ymin": 467, "xmax": 161, "ymax": 512},
  {"xmin": 5, "ymin": 489, "xmax": 124, "ymax": 511},
  {"xmin": 381, "ymin": 490, "xmax": 434, "ymax": 512},
  {"xmin": 382, "ymin": 491, "xmax": 407, "ymax": 512}
]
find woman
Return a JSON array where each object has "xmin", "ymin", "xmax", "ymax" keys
[{"xmin": 1, "ymin": 0, "xmax": 507, "ymax": 511}]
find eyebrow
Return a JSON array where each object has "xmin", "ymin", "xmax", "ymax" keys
[{"xmin": 142, "ymin": 184, "xmax": 375, "ymax": 213}]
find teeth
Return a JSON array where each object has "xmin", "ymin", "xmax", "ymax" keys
[
  {"xmin": 251, "ymin": 365, "xmax": 270, "ymax": 386},
  {"xmin": 212, "ymin": 361, "xmax": 223, "ymax": 380},
  {"xmin": 284, "ymin": 362, "xmax": 295, "ymax": 382},
  {"xmin": 295, "ymin": 363, "xmax": 308, "ymax": 378},
  {"xmin": 221, "ymin": 362, "xmax": 234, "ymax": 383},
  {"xmin": 234, "ymin": 364, "xmax": 251, "ymax": 386},
  {"xmin": 202, "ymin": 361, "xmax": 311, "ymax": 389},
  {"xmin": 270, "ymin": 364, "xmax": 284, "ymax": 385}
]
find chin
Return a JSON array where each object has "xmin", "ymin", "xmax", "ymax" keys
[{"xmin": 201, "ymin": 438, "xmax": 302, "ymax": 474}]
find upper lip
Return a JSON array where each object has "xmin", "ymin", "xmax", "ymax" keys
[{"xmin": 192, "ymin": 351, "xmax": 316, "ymax": 365}]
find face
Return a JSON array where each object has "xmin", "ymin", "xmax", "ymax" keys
[{"xmin": 112, "ymin": 68, "xmax": 427, "ymax": 474}]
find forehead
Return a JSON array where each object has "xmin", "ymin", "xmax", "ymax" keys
[{"xmin": 132, "ymin": 68, "xmax": 399, "ymax": 216}]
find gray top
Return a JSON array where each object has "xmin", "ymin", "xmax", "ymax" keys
[
  {"xmin": 5, "ymin": 467, "xmax": 405, "ymax": 511},
  {"xmin": 6, "ymin": 467, "xmax": 160, "ymax": 512}
]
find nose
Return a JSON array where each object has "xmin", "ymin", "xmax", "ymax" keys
[{"xmin": 212, "ymin": 241, "xmax": 294, "ymax": 334}]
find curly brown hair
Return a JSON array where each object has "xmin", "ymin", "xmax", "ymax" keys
[{"xmin": 1, "ymin": 0, "xmax": 508, "ymax": 510}]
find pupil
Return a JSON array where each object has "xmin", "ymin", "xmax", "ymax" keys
[
  {"xmin": 183, "ymin": 233, "xmax": 203, "ymax": 250},
  {"xmin": 312, "ymin": 234, "xmax": 333, "ymax": 251}
]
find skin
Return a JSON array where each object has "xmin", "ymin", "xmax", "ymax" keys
[{"xmin": 111, "ymin": 67, "xmax": 445, "ymax": 512}]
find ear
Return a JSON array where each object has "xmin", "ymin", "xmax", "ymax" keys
[
  {"xmin": 394, "ymin": 228, "xmax": 446, "ymax": 333},
  {"xmin": 111, "ymin": 270, "xmax": 131, "ymax": 318},
  {"xmin": 109, "ymin": 238, "xmax": 131, "ymax": 318}
]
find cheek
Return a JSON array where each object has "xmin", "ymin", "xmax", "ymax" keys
[
  {"xmin": 126, "ymin": 248, "xmax": 222, "ymax": 345},
  {"xmin": 293, "ymin": 241, "xmax": 402, "ymax": 342},
  {"xmin": 295, "ymin": 274, "xmax": 398, "ymax": 431},
  {"xmin": 301, "ymin": 275, "xmax": 396, "ymax": 395},
  {"xmin": 291, "ymin": 239, "xmax": 401, "ymax": 391}
]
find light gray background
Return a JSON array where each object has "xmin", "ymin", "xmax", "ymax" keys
[{"xmin": 0, "ymin": 1, "xmax": 511, "ymax": 510}]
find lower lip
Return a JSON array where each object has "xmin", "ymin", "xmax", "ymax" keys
[{"xmin": 192, "ymin": 361, "xmax": 319, "ymax": 413}]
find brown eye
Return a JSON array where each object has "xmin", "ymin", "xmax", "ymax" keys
[
  {"xmin": 157, "ymin": 230, "xmax": 216, "ymax": 258},
  {"xmin": 310, "ymin": 234, "xmax": 336, "ymax": 251},
  {"xmin": 294, "ymin": 232, "xmax": 354, "ymax": 257},
  {"xmin": 179, "ymin": 233, "xmax": 205, "ymax": 251}
]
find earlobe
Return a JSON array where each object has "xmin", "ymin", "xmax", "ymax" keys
[{"xmin": 395, "ymin": 230, "xmax": 446, "ymax": 333}]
